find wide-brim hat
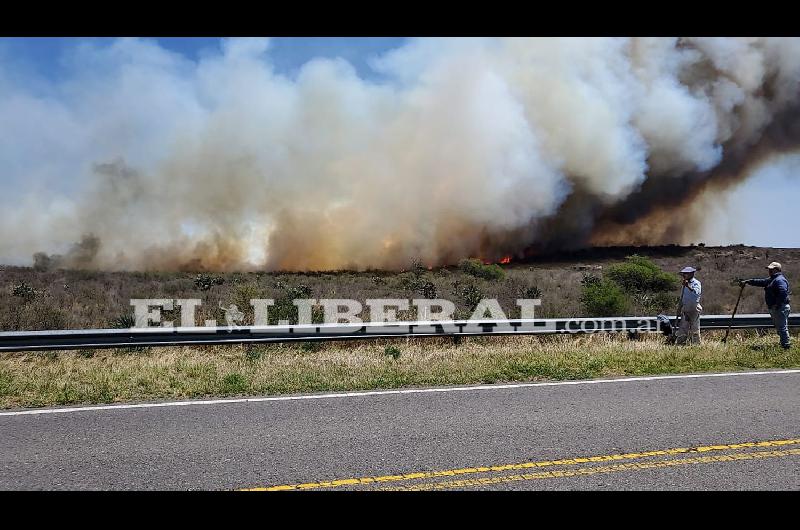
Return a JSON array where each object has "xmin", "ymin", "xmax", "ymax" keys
[{"xmin": 680, "ymin": 266, "xmax": 697, "ymax": 273}]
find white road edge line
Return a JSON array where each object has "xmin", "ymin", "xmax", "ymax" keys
[{"xmin": 2, "ymin": 369, "xmax": 799, "ymax": 417}]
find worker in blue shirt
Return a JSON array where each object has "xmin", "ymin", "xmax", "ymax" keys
[
  {"xmin": 740, "ymin": 262, "xmax": 792, "ymax": 349},
  {"xmin": 676, "ymin": 266, "xmax": 702, "ymax": 345}
]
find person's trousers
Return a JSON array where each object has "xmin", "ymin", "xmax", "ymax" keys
[
  {"xmin": 676, "ymin": 304, "xmax": 701, "ymax": 345},
  {"xmin": 768, "ymin": 304, "xmax": 791, "ymax": 349}
]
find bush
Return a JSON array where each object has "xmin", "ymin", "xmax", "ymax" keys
[
  {"xmin": 580, "ymin": 279, "xmax": 628, "ymax": 317},
  {"xmin": 631, "ymin": 291, "xmax": 678, "ymax": 315},
  {"xmin": 384, "ymin": 345, "xmax": 401, "ymax": 360},
  {"xmin": 416, "ymin": 279, "xmax": 437, "ymax": 299},
  {"xmin": 458, "ymin": 284, "xmax": 484, "ymax": 312},
  {"xmin": 459, "ymin": 258, "xmax": 505, "ymax": 281},
  {"xmin": 301, "ymin": 342, "xmax": 321, "ymax": 353},
  {"xmin": 581, "ymin": 274, "xmax": 601, "ymax": 288},
  {"xmin": 17, "ymin": 298, "xmax": 68, "ymax": 330},
  {"xmin": 221, "ymin": 373, "xmax": 248, "ymax": 393},
  {"xmin": 286, "ymin": 284, "xmax": 312, "ymax": 299},
  {"xmin": 399, "ymin": 274, "xmax": 437, "ymax": 299},
  {"xmin": 232, "ymin": 284, "xmax": 262, "ymax": 319},
  {"xmin": 410, "ymin": 259, "xmax": 426, "ymax": 278},
  {"xmin": 269, "ymin": 283, "xmax": 316, "ymax": 325},
  {"xmin": 110, "ymin": 314, "xmax": 136, "ymax": 329},
  {"xmin": 194, "ymin": 274, "xmax": 224, "ymax": 291},
  {"xmin": 244, "ymin": 348, "xmax": 262, "ymax": 361},
  {"xmin": 520, "ymin": 285, "xmax": 542, "ymax": 299},
  {"xmin": 11, "ymin": 282, "xmax": 37, "ymax": 302},
  {"xmin": 606, "ymin": 255, "xmax": 676, "ymax": 293}
]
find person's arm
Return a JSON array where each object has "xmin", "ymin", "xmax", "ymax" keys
[{"xmin": 744, "ymin": 277, "xmax": 770, "ymax": 287}]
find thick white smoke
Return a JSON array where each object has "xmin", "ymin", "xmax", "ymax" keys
[{"xmin": 1, "ymin": 37, "xmax": 799, "ymax": 271}]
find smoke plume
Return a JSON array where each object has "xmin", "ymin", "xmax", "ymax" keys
[{"xmin": 1, "ymin": 37, "xmax": 800, "ymax": 271}]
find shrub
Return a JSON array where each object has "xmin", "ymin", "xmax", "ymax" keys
[
  {"xmin": 632, "ymin": 291, "xmax": 678, "ymax": 315},
  {"xmin": 222, "ymin": 373, "xmax": 248, "ymax": 393},
  {"xmin": 301, "ymin": 341, "xmax": 321, "ymax": 353},
  {"xmin": 194, "ymin": 273, "xmax": 224, "ymax": 291},
  {"xmin": 244, "ymin": 348, "xmax": 262, "ymax": 361},
  {"xmin": 20, "ymin": 299, "xmax": 67, "ymax": 330},
  {"xmin": 458, "ymin": 284, "xmax": 484, "ymax": 312},
  {"xmin": 110, "ymin": 314, "xmax": 136, "ymax": 329},
  {"xmin": 399, "ymin": 274, "xmax": 437, "ymax": 299},
  {"xmin": 12, "ymin": 282, "xmax": 37, "ymax": 302},
  {"xmin": 269, "ymin": 284, "xmax": 315, "ymax": 325},
  {"xmin": 384, "ymin": 345, "xmax": 401, "ymax": 360},
  {"xmin": 580, "ymin": 279, "xmax": 628, "ymax": 317},
  {"xmin": 581, "ymin": 274, "xmax": 601, "ymax": 288},
  {"xmin": 286, "ymin": 284, "xmax": 312, "ymax": 299},
  {"xmin": 606, "ymin": 255, "xmax": 676, "ymax": 293},
  {"xmin": 417, "ymin": 279, "xmax": 437, "ymax": 299},
  {"xmin": 232, "ymin": 284, "xmax": 262, "ymax": 319},
  {"xmin": 459, "ymin": 258, "xmax": 505, "ymax": 281},
  {"xmin": 410, "ymin": 258, "xmax": 426, "ymax": 278},
  {"xmin": 520, "ymin": 285, "xmax": 542, "ymax": 299}
]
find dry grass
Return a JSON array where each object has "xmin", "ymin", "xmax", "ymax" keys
[
  {"xmin": 2, "ymin": 245, "xmax": 798, "ymax": 330},
  {"xmin": 1, "ymin": 330, "xmax": 797, "ymax": 409}
]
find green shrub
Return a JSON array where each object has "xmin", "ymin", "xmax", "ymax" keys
[
  {"xmin": 268, "ymin": 284, "xmax": 316, "ymax": 325},
  {"xmin": 606, "ymin": 255, "xmax": 676, "ymax": 293},
  {"xmin": 11, "ymin": 282, "xmax": 37, "ymax": 302},
  {"xmin": 110, "ymin": 314, "xmax": 136, "ymax": 329},
  {"xmin": 580, "ymin": 279, "xmax": 628, "ymax": 317},
  {"xmin": 222, "ymin": 373, "xmax": 248, "ymax": 393},
  {"xmin": 520, "ymin": 285, "xmax": 542, "ymax": 299},
  {"xmin": 581, "ymin": 274, "xmax": 601, "ymax": 288},
  {"xmin": 459, "ymin": 258, "xmax": 505, "ymax": 281},
  {"xmin": 399, "ymin": 274, "xmax": 437, "ymax": 299},
  {"xmin": 194, "ymin": 273, "xmax": 224, "ymax": 291},
  {"xmin": 232, "ymin": 284, "xmax": 262, "ymax": 319},
  {"xmin": 458, "ymin": 284, "xmax": 484, "ymax": 312},
  {"xmin": 301, "ymin": 341, "xmax": 321, "ymax": 353},
  {"xmin": 384, "ymin": 345, "xmax": 401, "ymax": 360},
  {"xmin": 632, "ymin": 291, "xmax": 678, "ymax": 315},
  {"xmin": 244, "ymin": 347, "xmax": 262, "ymax": 361}
]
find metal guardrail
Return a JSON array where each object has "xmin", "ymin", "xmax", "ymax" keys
[{"xmin": 0, "ymin": 314, "xmax": 797, "ymax": 352}]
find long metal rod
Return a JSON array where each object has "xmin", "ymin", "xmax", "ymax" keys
[
  {"xmin": 1, "ymin": 314, "xmax": 798, "ymax": 352},
  {"xmin": 723, "ymin": 284, "xmax": 747, "ymax": 343}
]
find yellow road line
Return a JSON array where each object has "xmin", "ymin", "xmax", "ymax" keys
[
  {"xmin": 382, "ymin": 448, "xmax": 800, "ymax": 491},
  {"xmin": 240, "ymin": 437, "xmax": 800, "ymax": 491}
]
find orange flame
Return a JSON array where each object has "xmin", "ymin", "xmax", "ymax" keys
[{"xmin": 500, "ymin": 256, "xmax": 512, "ymax": 264}]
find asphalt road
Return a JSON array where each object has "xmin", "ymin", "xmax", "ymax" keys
[{"xmin": 1, "ymin": 370, "xmax": 799, "ymax": 490}]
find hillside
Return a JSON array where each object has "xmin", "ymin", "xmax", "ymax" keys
[{"xmin": 1, "ymin": 245, "xmax": 798, "ymax": 331}]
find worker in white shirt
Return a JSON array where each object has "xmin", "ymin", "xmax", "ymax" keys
[{"xmin": 676, "ymin": 266, "xmax": 702, "ymax": 345}]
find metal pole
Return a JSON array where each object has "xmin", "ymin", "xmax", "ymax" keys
[{"xmin": 723, "ymin": 283, "xmax": 747, "ymax": 343}]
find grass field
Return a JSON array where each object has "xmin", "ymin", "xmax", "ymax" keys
[
  {"xmin": 1, "ymin": 245, "xmax": 797, "ymax": 409},
  {"xmin": 1, "ymin": 330, "xmax": 797, "ymax": 409}
]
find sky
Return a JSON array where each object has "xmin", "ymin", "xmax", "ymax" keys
[
  {"xmin": 0, "ymin": 37, "xmax": 798, "ymax": 263},
  {"xmin": 0, "ymin": 37, "xmax": 408, "ymax": 81}
]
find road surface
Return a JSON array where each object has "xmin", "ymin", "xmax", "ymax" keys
[{"xmin": 1, "ymin": 369, "xmax": 799, "ymax": 490}]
